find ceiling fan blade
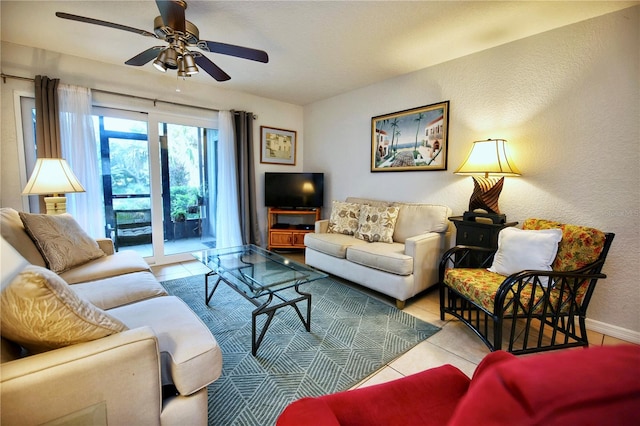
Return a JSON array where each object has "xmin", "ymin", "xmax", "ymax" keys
[
  {"xmin": 194, "ymin": 55, "xmax": 231, "ymax": 82},
  {"xmin": 125, "ymin": 46, "xmax": 165, "ymax": 66},
  {"xmin": 55, "ymin": 12, "xmax": 157, "ymax": 38},
  {"xmin": 156, "ymin": 0, "xmax": 186, "ymax": 34},
  {"xmin": 199, "ymin": 40, "xmax": 269, "ymax": 63}
]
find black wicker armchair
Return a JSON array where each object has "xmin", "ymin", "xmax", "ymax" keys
[{"xmin": 439, "ymin": 218, "xmax": 614, "ymax": 355}]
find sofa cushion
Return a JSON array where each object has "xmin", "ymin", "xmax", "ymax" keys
[
  {"xmin": 345, "ymin": 197, "xmax": 394, "ymax": 207},
  {"xmin": 393, "ymin": 204, "xmax": 450, "ymax": 243},
  {"xmin": 327, "ymin": 200, "xmax": 361, "ymax": 235},
  {"xmin": 346, "ymin": 243, "xmax": 413, "ymax": 276},
  {"xmin": 277, "ymin": 364, "xmax": 471, "ymax": 426},
  {"xmin": 0, "ymin": 265, "xmax": 128, "ymax": 353},
  {"xmin": 0, "ymin": 208, "xmax": 46, "ymax": 267},
  {"xmin": 488, "ymin": 227, "xmax": 562, "ymax": 282},
  {"xmin": 305, "ymin": 233, "xmax": 368, "ymax": 258},
  {"xmin": 449, "ymin": 345, "xmax": 640, "ymax": 426},
  {"xmin": 19, "ymin": 212, "xmax": 105, "ymax": 273},
  {"xmin": 354, "ymin": 205, "xmax": 400, "ymax": 243},
  {"xmin": 60, "ymin": 250, "xmax": 151, "ymax": 285},
  {"xmin": 71, "ymin": 271, "xmax": 168, "ymax": 310},
  {"xmin": 108, "ymin": 296, "xmax": 223, "ymax": 396}
]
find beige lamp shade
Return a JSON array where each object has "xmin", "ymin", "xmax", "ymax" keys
[
  {"xmin": 455, "ymin": 139, "xmax": 520, "ymax": 215},
  {"xmin": 22, "ymin": 158, "xmax": 85, "ymax": 215},
  {"xmin": 454, "ymin": 139, "xmax": 521, "ymax": 178}
]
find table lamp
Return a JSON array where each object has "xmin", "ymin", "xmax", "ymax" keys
[
  {"xmin": 22, "ymin": 158, "xmax": 86, "ymax": 215},
  {"xmin": 454, "ymin": 139, "xmax": 520, "ymax": 222}
]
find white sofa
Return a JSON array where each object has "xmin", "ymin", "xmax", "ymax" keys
[
  {"xmin": 0, "ymin": 208, "xmax": 222, "ymax": 425},
  {"xmin": 304, "ymin": 197, "xmax": 452, "ymax": 308}
]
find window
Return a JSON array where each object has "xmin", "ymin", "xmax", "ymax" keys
[{"xmin": 20, "ymin": 97, "xmax": 219, "ymax": 265}]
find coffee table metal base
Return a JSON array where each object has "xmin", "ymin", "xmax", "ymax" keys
[{"xmin": 205, "ymin": 271, "xmax": 311, "ymax": 355}]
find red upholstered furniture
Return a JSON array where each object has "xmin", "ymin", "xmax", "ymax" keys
[{"xmin": 276, "ymin": 345, "xmax": 640, "ymax": 426}]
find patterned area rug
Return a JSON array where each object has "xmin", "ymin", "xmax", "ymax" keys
[{"xmin": 161, "ymin": 275, "xmax": 440, "ymax": 426}]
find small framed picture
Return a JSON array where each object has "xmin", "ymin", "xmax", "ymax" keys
[
  {"xmin": 371, "ymin": 100, "xmax": 449, "ymax": 172},
  {"xmin": 260, "ymin": 126, "xmax": 297, "ymax": 165}
]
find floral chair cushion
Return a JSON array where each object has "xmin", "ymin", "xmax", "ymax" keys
[
  {"xmin": 522, "ymin": 219, "xmax": 606, "ymax": 272},
  {"xmin": 444, "ymin": 268, "xmax": 573, "ymax": 315}
]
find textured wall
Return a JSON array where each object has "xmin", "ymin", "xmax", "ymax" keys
[{"xmin": 304, "ymin": 7, "xmax": 639, "ymax": 335}]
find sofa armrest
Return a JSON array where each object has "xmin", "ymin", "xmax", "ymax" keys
[
  {"xmin": 96, "ymin": 238, "xmax": 115, "ymax": 255},
  {"xmin": 405, "ymin": 232, "xmax": 443, "ymax": 290},
  {"xmin": 315, "ymin": 219, "xmax": 329, "ymax": 233},
  {"xmin": 1, "ymin": 327, "xmax": 162, "ymax": 426}
]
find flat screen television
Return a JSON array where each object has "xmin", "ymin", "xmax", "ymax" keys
[{"xmin": 264, "ymin": 172, "xmax": 324, "ymax": 209}]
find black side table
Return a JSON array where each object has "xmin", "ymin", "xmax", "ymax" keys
[{"xmin": 449, "ymin": 216, "xmax": 518, "ymax": 267}]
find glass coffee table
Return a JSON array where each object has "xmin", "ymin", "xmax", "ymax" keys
[{"xmin": 193, "ymin": 244, "xmax": 328, "ymax": 355}]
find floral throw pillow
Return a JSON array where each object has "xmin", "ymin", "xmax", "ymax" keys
[
  {"xmin": 354, "ymin": 205, "xmax": 400, "ymax": 243},
  {"xmin": 327, "ymin": 200, "xmax": 362, "ymax": 235}
]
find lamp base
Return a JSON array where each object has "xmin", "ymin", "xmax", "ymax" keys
[
  {"xmin": 468, "ymin": 176, "xmax": 504, "ymax": 215},
  {"xmin": 44, "ymin": 196, "xmax": 67, "ymax": 215}
]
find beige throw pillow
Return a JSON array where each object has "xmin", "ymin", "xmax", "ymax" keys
[
  {"xmin": 19, "ymin": 212, "xmax": 105, "ymax": 273},
  {"xmin": 327, "ymin": 200, "xmax": 362, "ymax": 235},
  {"xmin": 354, "ymin": 205, "xmax": 400, "ymax": 243},
  {"xmin": 0, "ymin": 265, "xmax": 128, "ymax": 353}
]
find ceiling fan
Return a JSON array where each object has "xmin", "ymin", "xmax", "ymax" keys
[{"xmin": 56, "ymin": 0, "xmax": 269, "ymax": 82}]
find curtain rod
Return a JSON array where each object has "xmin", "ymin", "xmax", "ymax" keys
[{"xmin": 0, "ymin": 72, "xmax": 227, "ymax": 114}]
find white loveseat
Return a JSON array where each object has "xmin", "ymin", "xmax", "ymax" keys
[{"xmin": 304, "ymin": 197, "xmax": 452, "ymax": 308}]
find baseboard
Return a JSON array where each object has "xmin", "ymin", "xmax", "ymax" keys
[{"xmin": 586, "ymin": 318, "xmax": 640, "ymax": 344}]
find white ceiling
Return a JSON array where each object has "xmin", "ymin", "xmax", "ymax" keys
[{"xmin": 2, "ymin": 1, "xmax": 637, "ymax": 105}]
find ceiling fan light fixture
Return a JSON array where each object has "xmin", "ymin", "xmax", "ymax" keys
[
  {"xmin": 164, "ymin": 47, "xmax": 178, "ymax": 69},
  {"xmin": 183, "ymin": 52, "xmax": 199, "ymax": 75},
  {"xmin": 177, "ymin": 57, "xmax": 187, "ymax": 77},
  {"xmin": 153, "ymin": 48, "xmax": 169, "ymax": 72}
]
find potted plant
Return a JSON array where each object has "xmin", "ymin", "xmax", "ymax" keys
[{"xmin": 172, "ymin": 209, "xmax": 187, "ymax": 239}]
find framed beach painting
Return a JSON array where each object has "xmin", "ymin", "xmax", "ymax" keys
[
  {"xmin": 261, "ymin": 126, "xmax": 297, "ymax": 165},
  {"xmin": 371, "ymin": 101, "xmax": 449, "ymax": 172}
]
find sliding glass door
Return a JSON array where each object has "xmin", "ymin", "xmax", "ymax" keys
[
  {"xmin": 158, "ymin": 121, "xmax": 217, "ymax": 256},
  {"xmin": 20, "ymin": 98, "xmax": 219, "ymax": 265}
]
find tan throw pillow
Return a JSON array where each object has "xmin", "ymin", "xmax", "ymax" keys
[
  {"xmin": 327, "ymin": 200, "xmax": 362, "ymax": 235},
  {"xmin": 354, "ymin": 205, "xmax": 400, "ymax": 243},
  {"xmin": 0, "ymin": 265, "xmax": 127, "ymax": 353},
  {"xmin": 19, "ymin": 212, "xmax": 105, "ymax": 273}
]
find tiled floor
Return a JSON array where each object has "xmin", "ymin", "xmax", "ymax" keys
[{"xmin": 151, "ymin": 253, "xmax": 636, "ymax": 391}]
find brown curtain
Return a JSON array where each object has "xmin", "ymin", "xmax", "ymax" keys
[
  {"xmin": 233, "ymin": 111, "xmax": 261, "ymax": 246},
  {"xmin": 33, "ymin": 75, "xmax": 61, "ymax": 211},
  {"xmin": 34, "ymin": 75, "xmax": 61, "ymax": 158}
]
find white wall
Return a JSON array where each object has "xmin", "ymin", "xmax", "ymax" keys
[
  {"xmin": 303, "ymin": 7, "xmax": 640, "ymax": 336},
  {"xmin": 0, "ymin": 41, "xmax": 304, "ymax": 244}
]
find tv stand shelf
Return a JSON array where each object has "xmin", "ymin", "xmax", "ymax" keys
[{"xmin": 267, "ymin": 207, "xmax": 321, "ymax": 250}]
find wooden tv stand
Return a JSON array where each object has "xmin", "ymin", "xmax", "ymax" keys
[{"xmin": 267, "ymin": 207, "xmax": 321, "ymax": 250}]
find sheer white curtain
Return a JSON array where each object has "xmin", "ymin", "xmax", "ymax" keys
[
  {"xmin": 58, "ymin": 84, "xmax": 104, "ymax": 238},
  {"xmin": 215, "ymin": 111, "xmax": 243, "ymax": 248}
]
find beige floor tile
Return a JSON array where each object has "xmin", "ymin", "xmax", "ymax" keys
[
  {"xmin": 586, "ymin": 329, "xmax": 604, "ymax": 346},
  {"xmin": 602, "ymin": 335, "xmax": 634, "ymax": 346},
  {"xmin": 389, "ymin": 340, "xmax": 478, "ymax": 378},
  {"xmin": 151, "ymin": 263, "xmax": 192, "ymax": 281},
  {"xmin": 403, "ymin": 305, "xmax": 447, "ymax": 328},
  {"xmin": 425, "ymin": 321, "xmax": 491, "ymax": 365},
  {"xmin": 183, "ymin": 260, "xmax": 212, "ymax": 275},
  {"xmin": 352, "ymin": 366, "xmax": 404, "ymax": 389},
  {"xmin": 405, "ymin": 288, "xmax": 441, "ymax": 317}
]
